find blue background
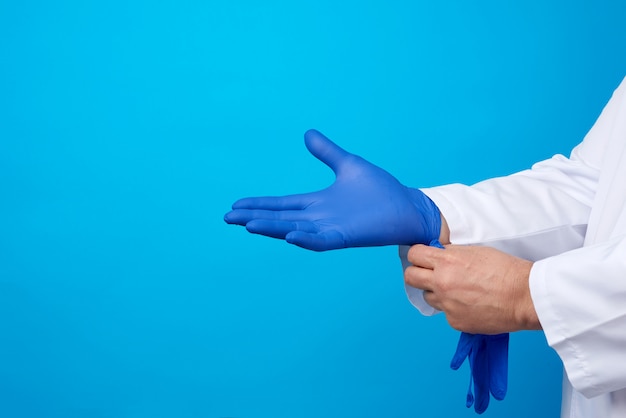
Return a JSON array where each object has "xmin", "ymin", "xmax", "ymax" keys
[{"xmin": 1, "ymin": 1, "xmax": 625, "ymax": 417}]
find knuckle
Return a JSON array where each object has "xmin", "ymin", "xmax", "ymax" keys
[{"xmin": 437, "ymin": 279, "xmax": 452, "ymax": 293}]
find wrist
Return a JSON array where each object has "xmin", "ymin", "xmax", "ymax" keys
[
  {"xmin": 439, "ymin": 212, "xmax": 451, "ymax": 245},
  {"xmin": 514, "ymin": 259, "xmax": 542, "ymax": 331},
  {"xmin": 407, "ymin": 187, "xmax": 444, "ymax": 245}
]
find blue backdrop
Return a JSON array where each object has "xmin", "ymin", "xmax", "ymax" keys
[{"xmin": 1, "ymin": 1, "xmax": 625, "ymax": 417}]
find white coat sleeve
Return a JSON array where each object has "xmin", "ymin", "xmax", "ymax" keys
[
  {"xmin": 402, "ymin": 76, "xmax": 626, "ymax": 397},
  {"xmin": 530, "ymin": 235, "xmax": 626, "ymax": 398}
]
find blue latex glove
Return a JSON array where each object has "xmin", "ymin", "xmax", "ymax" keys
[
  {"xmin": 430, "ymin": 240, "xmax": 509, "ymax": 414},
  {"xmin": 451, "ymin": 332, "xmax": 509, "ymax": 414},
  {"xmin": 224, "ymin": 129, "xmax": 441, "ymax": 251}
]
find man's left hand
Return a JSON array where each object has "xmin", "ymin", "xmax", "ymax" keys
[{"xmin": 404, "ymin": 244, "xmax": 541, "ymax": 334}]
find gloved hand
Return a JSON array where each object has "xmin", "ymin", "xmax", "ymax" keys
[
  {"xmin": 451, "ymin": 332, "xmax": 509, "ymax": 414},
  {"xmin": 429, "ymin": 240, "xmax": 509, "ymax": 414},
  {"xmin": 224, "ymin": 129, "xmax": 441, "ymax": 251}
]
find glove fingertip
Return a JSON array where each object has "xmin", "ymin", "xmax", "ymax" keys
[
  {"xmin": 450, "ymin": 357, "xmax": 464, "ymax": 370},
  {"xmin": 244, "ymin": 220, "xmax": 274, "ymax": 238},
  {"xmin": 244, "ymin": 219, "xmax": 262, "ymax": 233},
  {"xmin": 223, "ymin": 210, "xmax": 247, "ymax": 226},
  {"xmin": 231, "ymin": 197, "xmax": 252, "ymax": 209},
  {"xmin": 286, "ymin": 231, "xmax": 322, "ymax": 251},
  {"xmin": 491, "ymin": 387, "xmax": 507, "ymax": 401},
  {"xmin": 285, "ymin": 230, "xmax": 303, "ymax": 243},
  {"xmin": 474, "ymin": 392, "xmax": 489, "ymax": 414},
  {"xmin": 303, "ymin": 129, "xmax": 349, "ymax": 174},
  {"xmin": 245, "ymin": 220, "xmax": 293, "ymax": 240},
  {"xmin": 304, "ymin": 128, "xmax": 322, "ymax": 139}
]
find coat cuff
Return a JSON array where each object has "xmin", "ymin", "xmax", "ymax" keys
[{"xmin": 399, "ymin": 245, "xmax": 440, "ymax": 316}]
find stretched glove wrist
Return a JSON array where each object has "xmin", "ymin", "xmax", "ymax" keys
[{"xmin": 406, "ymin": 187, "xmax": 441, "ymax": 245}]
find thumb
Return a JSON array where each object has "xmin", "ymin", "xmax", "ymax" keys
[{"xmin": 304, "ymin": 129, "xmax": 351, "ymax": 175}]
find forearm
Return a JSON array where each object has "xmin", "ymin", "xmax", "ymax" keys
[{"xmin": 421, "ymin": 155, "xmax": 596, "ymax": 261}]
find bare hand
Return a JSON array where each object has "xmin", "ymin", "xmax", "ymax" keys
[{"xmin": 404, "ymin": 244, "xmax": 541, "ymax": 334}]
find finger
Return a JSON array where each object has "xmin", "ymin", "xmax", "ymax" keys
[
  {"xmin": 403, "ymin": 265, "xmax": 434, "ymax": 291},
  {"xmin": 304, "ymin": 129, "xmax": 352, "ymax": 175},
  {"xmin": 231, "ymin": 193, "xmax": 312, "ymax": 211},
  {"xmin": 406, "ymin": 244, "xmax": 441, "ymax": 269},
  {"xmin": 223, "ymin": 208, "xmax": 307, "ymax": 226},
  {"xmin": 487, "ymin": 333, "xmax": 509, "ymax": 400},
  {"xmin": 470, "ymin": 337, "xmax": 491, "ymax": 414},
  {"xmin": 450, "ymin": 332, "xmax": 476, "ymax": 370},
  {"xmin": 422, "ymin": 290, "xmax": 441, "ymax": 311},
  {"xmin": 285, "ymin": 230, "xmax": 346, "ymax": 251},
  {"xmin": 245, "ymin": 220, "xmax": 318, "ymax": 240}
]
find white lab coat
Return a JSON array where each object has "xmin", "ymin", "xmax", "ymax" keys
[{"xmin": 400, "ymin": 76, "xmax": 626, "ymax": 418}]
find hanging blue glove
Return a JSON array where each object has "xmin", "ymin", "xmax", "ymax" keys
[
  {"xmin": 450, "ymin": 332, "xmax": 509, "ymax": 414},
  {"xmin": 224, "ymin": 129, "xmax": 441, "ymax": 251},
  {"xmin": 429, "ymin": 240, "xmax": 509, "ymax": 414}
]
